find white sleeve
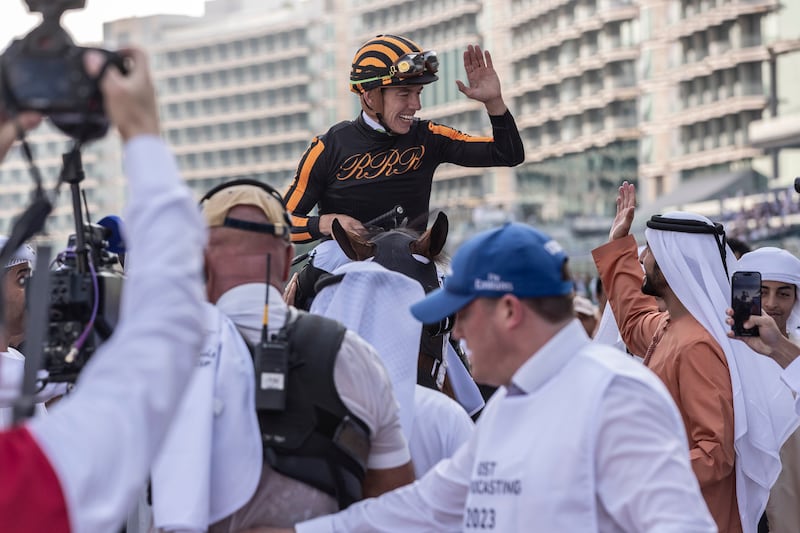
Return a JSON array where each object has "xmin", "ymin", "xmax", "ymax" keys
[
  {"xmin": 335, "ymin": 331, "xmax": 410, "ymax": 469},
  {"xmin": 0, "ymin": 354, "xmax": 68, "ymax": 409},
  {"xmin": 443, "ymin": 399, "xmax": 475, "ymax": 455},
  {"xmin": 409, "ymin": 386, "xmax": 474, "ymax": 478},
  {"xmin": 296, "ymin": 433, "xmax": 474, "ymax": 533},
  {"xmin": 27, "ymin": 136, "xmax": 207, "ymax": 533},
  {"xmin": 595, "ymin": 377, "xmax": 717, "ymax": 532},
  {"xmin": 782, "ymin": 358, "xmax": 800, "ymax": 415}
]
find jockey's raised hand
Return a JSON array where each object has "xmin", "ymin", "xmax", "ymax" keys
[{"xmin": 456, "ymin": 44, "xmax": 507, "ymax": 116}]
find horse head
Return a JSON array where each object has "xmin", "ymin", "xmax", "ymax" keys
[
  {"xmin": 331, "ymin": 212, "xmax": 454, "ymax": 394},
  {"xmin": 331, "ymin": 211, "xmax": 448, "ymax": 295}
]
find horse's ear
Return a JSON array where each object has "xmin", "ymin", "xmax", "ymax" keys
[
  {"xmin": 411, "ymin": 211, "xmax": 448, "ymax": 258},
  {"xmin": 332, "ymin": 218, "xmax": 376, "ymax": 261}
]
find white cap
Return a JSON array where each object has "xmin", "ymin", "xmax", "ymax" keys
[{"xmin": 0, "ymin": 236, "xmax": 36, "ymax": 269}]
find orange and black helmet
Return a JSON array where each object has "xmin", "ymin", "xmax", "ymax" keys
[{"xmin": 350, "ymin": 34, "xmax": 439, "ymax": 94}]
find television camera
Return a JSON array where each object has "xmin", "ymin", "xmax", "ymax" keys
[{"xmin": 0, "ymin": 1, "xmax": 127, "ymax": 416}]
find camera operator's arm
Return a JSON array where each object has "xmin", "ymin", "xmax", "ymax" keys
[
  {"xmin": 86, "ymin": 48, "xmax": 160, "ymax": 141},
  {"xmin": 0, "ymin": 47, "xmax": 206, "ymax": 533},
  {"xmin": 0, "ymin": 113, "xmax": 41, "ymax": 162}
]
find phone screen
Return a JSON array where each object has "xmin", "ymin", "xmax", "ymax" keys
[{"xmin": 731, "ymin": 271, "xmax": 762, "ymax": 336}]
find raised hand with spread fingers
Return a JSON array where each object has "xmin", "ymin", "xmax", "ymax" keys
[{"xmin": 456, "ymin": 44, "xmax": 507, "ymax": 115}]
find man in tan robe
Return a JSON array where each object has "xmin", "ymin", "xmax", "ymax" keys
[
  {"xmin": 594, "ymin": 182, "xmax": 798, "ymax": 533},
  {"xmin": 592, "ymin": 184, "xmax": 739, "ymax": 532}
]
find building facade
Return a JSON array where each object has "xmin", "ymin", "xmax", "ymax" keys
[
  {"xmin": 637, "ymin": 0, "xmax": 785, "ymax": 207},
  {"xmin": 105, "ymin": 0, "xmax": 330, "ymax": 203},
  {"xmin": 508, "ymin": 0, "xmax": 640, "ymax": 228}
]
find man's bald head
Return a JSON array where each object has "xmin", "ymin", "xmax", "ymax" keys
[{"xmin": 204, "ymin": 204, "xmax": 294, "ymax": 303}]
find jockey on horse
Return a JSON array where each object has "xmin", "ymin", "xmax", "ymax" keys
[{"xmin": 282, "ymin": 34, "xmax": 524, "ymax": 405}]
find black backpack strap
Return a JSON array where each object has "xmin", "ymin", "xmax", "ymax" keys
[{"xmin": 250, "ymin": 310, "xmax": 371, "ymax": 509}]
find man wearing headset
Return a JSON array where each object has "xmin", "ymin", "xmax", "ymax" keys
[
  {"xmin": 148, "ymin": 181, "xmax": 414, "ymax": 533},
  {"xmin": 284, "ymin": 35, "xmax": 525, "ymax": 269}
]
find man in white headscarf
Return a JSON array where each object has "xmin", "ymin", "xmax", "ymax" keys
[
  {"xmin": 738, "ymin": 248, "xmax": 800, "ymax": 342},
  {"xmin": 0, "ymin": 237, "xmax": 67, "ymax": 429},
  {"xmin": 592, "ymin": 182, "xmax": 798, "ymax": 533},
  {"xmin": 310, "ymin": 261, "xmax": 474, "ymax": 478},
  {"xmin": 736, "ymin": 247, "xmax": 800, "ymax": 532}
]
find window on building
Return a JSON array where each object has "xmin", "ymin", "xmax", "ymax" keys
[
  {"xmin": 740, "ymin": 62, "xmax": 763, "ymax": 95},
  {"xmin": 739, "ymin": 14, "xmax": 762, "ymax": 48}
]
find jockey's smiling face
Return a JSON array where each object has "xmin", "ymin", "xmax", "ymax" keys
[{"xmin": 365, "ymin": 85, "xmax": 423, "ymax": 135}]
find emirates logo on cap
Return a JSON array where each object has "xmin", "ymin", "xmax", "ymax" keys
[
  {"xmin": 544, "ymin": 240, "xmax": 563, "ymax": 255},
  {"xmin": 474, "ymin": 272, "xmax": 514, "ymax": 292}
]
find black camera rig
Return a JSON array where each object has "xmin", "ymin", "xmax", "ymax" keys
[
  {"xmin": 0, "ymin": 1, "xmax": 127, "ymax": 422},
  {"xmin": 43, "ymin": 149, "xmax": 123, "ymax": 383}
]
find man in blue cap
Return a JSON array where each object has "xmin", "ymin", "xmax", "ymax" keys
[{"xmin": 271, "ymin": 222, "xmax": 717, "ymax": 532}]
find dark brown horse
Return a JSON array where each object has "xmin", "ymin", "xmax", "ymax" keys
[
  {"xmin": 331, "ymin": 212, "xmax": 458, "ymax": 397},
  {"xmin": 295, "ymin": 212, "xmax": 460, "ymax": 398}
]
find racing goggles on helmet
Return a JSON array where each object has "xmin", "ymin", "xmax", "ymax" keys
[{"xmin": 390, "ymin": 50, "xmax": 439, "ymax": 78}]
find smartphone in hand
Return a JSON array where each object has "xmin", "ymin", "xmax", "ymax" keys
[{"xmin": 731, "ymin": 271, "xmax": 762, "ymax": 336}]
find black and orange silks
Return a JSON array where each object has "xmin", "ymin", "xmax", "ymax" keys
[{"xmin": 283, "ymin": 111, "xmax": 525, "ymax": 243}]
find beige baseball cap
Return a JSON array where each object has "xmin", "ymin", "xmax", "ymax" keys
[{"xmin": 201, "ymin": 183, "xmax": 291, "ymax": 241}]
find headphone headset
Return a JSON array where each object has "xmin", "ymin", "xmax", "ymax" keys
[
  {"xmin": 199, "ymin": 178, "xmax": 292, "ymax": 239},
  {"xmin": 646, "ymin": 214, "xmax": 729, "ymax": 277}
]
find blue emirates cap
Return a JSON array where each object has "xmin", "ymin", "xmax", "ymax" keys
[{"xmin": 410, "ymin": 223, "xmax": 573, "ymax": 324}]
